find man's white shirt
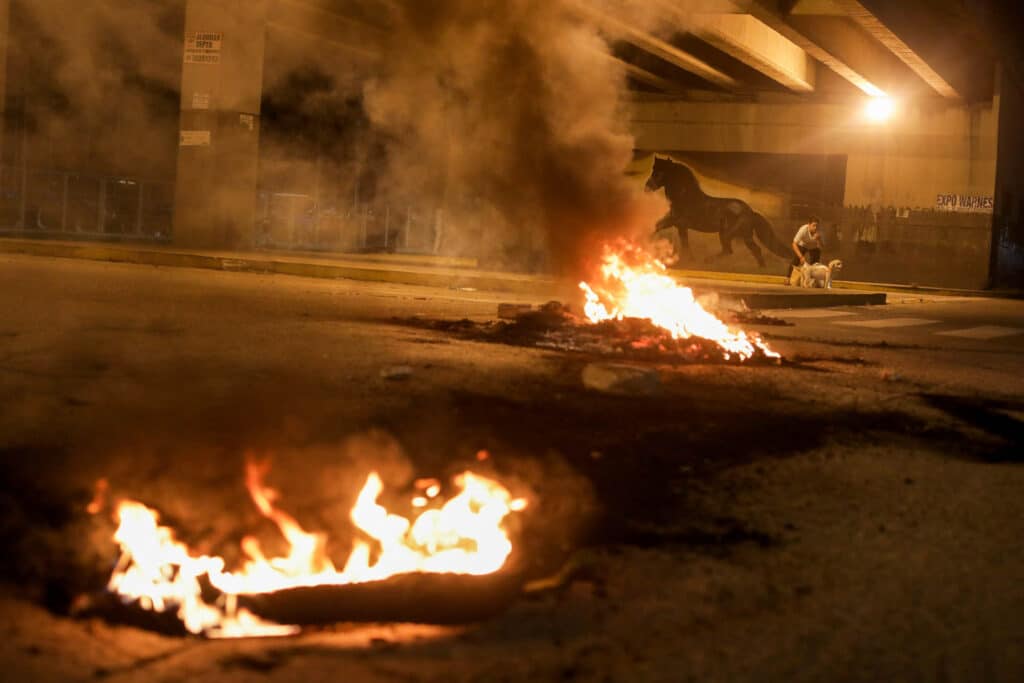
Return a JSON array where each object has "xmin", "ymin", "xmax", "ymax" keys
[{"xmin": 793, "ymin": 224, "xmax": 823, "ymax": 249}]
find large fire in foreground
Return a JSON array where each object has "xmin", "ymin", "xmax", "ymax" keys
[
  {"xmin": 98, "ymin": 459, "xmax": 527, "ymax": 638},
  {"xmin": 580, "ymin": 241, "xmax": 779, "ymax": 361}
]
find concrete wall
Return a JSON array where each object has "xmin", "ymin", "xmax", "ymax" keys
[
  {"xmin": 991, "ymin": 69, "xmax": 1024, "ymax": 288},
  {"xmin": 629, "ymin": 96, "xmax": 999, "ymax": 288}
]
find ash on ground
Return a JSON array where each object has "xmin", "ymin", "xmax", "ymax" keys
[{"xmin": 398, "ymin": 302, "xmax": 781, "ymax": 364}]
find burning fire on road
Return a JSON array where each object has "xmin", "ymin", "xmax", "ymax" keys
[
  {"xmin": 411, "ymin": 240, "xmax": 781, "ymax": 364},
  {"xmin": 579, "ymin": 241, "xmax": 779, "ymax": 362},
  {"xmin": 85, "ymin": 457, "xmax": 528, "ymax": 638}
]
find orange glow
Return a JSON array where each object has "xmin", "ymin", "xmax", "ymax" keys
[
  {"xmin": 104, "ymin": 460, "xmax": 527, "ymax": 638},
  {"xmin": 579, "ymin": 241, "xmax": 778, "ymax": 361},
  {"xmin": 86, "ymin": 478, "xmax": 109, "ymax": 515},
  {"xmin": 864, "ymin": 96, "xmax": 895, "ymax": 122}
]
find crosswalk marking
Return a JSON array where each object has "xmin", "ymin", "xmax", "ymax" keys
[
  {"xmin": 936, "ymin": 326, "xmax": 1024, "ymax": 340},
  {"xmin": 834, "ymin": 317, "xmax": 940, "ymax": 329},
  {"xmin": 763, "ymin": 309, "xmax": 856, "ymax": 319},
  {"xmin": 768, "ymin": 308, "xmax": 1022, "ymax": 342}
]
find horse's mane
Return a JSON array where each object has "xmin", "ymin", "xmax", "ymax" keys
[{"xmin": 652, "ymin": 156, "xmax": 700, "ymax": 193}]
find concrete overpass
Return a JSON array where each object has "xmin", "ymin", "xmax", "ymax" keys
[
  {"xmin": 0, "ymin": 0, "xmax": 1020, "ymax": 287},
  {"xmin": 183, "ymin": 0, "xmax": 1024, "ymax": 287}
]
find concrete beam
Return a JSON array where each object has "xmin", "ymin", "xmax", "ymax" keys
[
  {"xmin": 784, "ymin": 14, "xmax": 919, "ymax": 98},
  {"xmin": 735, "ymin": 0, "xmax": 885, "ymax": 96},
  {"xmin": 268, "ymin": 0, "xmax": 382, "ymax": 59},
  {"xmin": 789, "ymin": 0, "xmax": 845, "ymax": 14},
  {"xmin": 830, "ymin": 0, "xmax": 960, "ymax": 99},
  {"xmin": 616, "ymin": 58, "xmax": 688, "ymax": 93},
  {"xmin": 650, "ymin": 0, "xmax": 884, "ymax": 96},
  {"xmin": 576, "ymin": 3, "xmax": 739, "ymax": 90},
  {"xmin": 693, "ymin": 13, "xmax": 815, "ymax": 92},
  {"xmin": 265, "ymin": 21, "xmax": 379, "ymax": 63}
]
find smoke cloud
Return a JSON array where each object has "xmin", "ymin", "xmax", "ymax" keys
[
  {"xmin": 7, "ymin": 0, "xmax": 183, "ymax": 178},
  {"xmin": 363, "ymin": 0, "xmax": 666, "ymax": 277},
  {"xmin": 5, "ymin": 0, "xmax": 670, "ymax": 274}
]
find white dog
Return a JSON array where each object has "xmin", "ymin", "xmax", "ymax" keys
[{"xmin": 792, "ymin": 259, "xmax": 843, "ymax": 288}]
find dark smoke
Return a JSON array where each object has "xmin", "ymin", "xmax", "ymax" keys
[
  {"xmin": 363, "ymin": 0, "xmax": 666, "ymax": 278},
  {"xmin": 6, "ymin": 0, "xmax": 184, "ymax": 179},
  {"xmin": 5, "ymin": 0, "xmax": 668, "ymax": 275}
]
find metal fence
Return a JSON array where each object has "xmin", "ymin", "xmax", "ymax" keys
[
  {"xmin": 0, "ymin": 166, "xmax": 447, "ymax": 255},
  {"xmin": 255, "ymin": 191, "xmax": 445, "ymax": 255},
  {"xmin": 0, "ymin": 165, "xmax": 174, "ymax": 240}
]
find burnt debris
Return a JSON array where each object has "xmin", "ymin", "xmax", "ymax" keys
[{"xmin": 397, "ymin": 302, "xmax": 782, "ymax": 364}]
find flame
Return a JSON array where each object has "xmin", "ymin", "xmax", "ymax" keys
[
  {"xmin": 102, "ymin": 462, "xmax": 527, "ymax": 638},
  {"xmin": 579, "ymin": 241, "xmax": 778, "ymax": 361}
]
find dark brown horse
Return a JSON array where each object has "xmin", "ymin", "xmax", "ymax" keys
[{"xmin": 645, "ymin": 156, "xmax": 791, "ymax": 267}]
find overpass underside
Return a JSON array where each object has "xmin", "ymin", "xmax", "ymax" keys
[{"xmin": 0, "ymin": 0, "xmax": 1021, "ymax": 288}]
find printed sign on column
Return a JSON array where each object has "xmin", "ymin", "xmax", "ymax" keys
[
  {"xmin": 184, "ymin": 31, "xmax": 223, "ymax": 64},
  {"xmin": 180, "ymin": 130, "xmax": 211, "ymax": 147}
]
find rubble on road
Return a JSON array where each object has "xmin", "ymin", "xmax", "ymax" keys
[
  {"xmin": 380, "ymin": 365, "xmax": 414, "ymax": 380},
  {"xmin": 582, "ymin": 363, "xmax": 660, "ymax": 395},
  {"xmin": 497, "ymin": 303, "xmax": 533, "ymax": 319}
]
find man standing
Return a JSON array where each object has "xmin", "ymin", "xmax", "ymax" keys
[{"xmin": 788, "ymin": 216, "xmax": 823, "ymax": 282}]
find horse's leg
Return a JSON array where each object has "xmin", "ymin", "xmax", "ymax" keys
[
  {"xmin": 743, "ymin": 236, "xmax": 766, "ymax": 268},
  {"xmin": 704, "ymin": 229, "xmax": 733, "ymax": 264},
  {"xmin": 676, "ymin": 226, "xmax": 692, "ymax": 261},
  {"xmin": 652, "ymin": 224, "xmax": 682, "ymax": 259},
  {"xmin": 654, "ymin": 214, "xmax": 693, "ymax": 262},
  {"xmin": 702, "ymin": 212, "xmax": 736, "ymax": 263},
  {"xmin": 738, "ymin": 213, "xmax": 768, "ymax": 267},
  {"xmin": 718, "ymin": 213, "xmax": 767, "ymax": 267}
]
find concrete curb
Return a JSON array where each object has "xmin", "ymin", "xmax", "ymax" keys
[
  {"xmin": 0, "ymin": 238, "xmax": 560, "ymax": 296},
  {"xmin": 729, "ymin": 291, "xmax": 886, "ymax": 309},
  {"xmin": 671, "ymin": 267, "xmax": 1008, "ymax": 299},
  {"xmin": 2, "ymin": 237, "xmax": 886, "ymax": 307}
]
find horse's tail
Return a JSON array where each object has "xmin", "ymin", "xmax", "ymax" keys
[{"xmin": 752, "ymin": 212, "xmax": 792, "ymax": 259}]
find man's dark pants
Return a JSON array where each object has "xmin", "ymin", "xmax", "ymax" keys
[{"xmin": 788, "ymin": 246, "xmax": 821, "ymax": 276}]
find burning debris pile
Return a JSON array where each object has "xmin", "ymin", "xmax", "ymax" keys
[
  {"xmin": 414, "ymin": 242, "xmax": 781, "ymax": 364},
  {"xmin": 78, "ymin": 458, "xmax": 528, "ymax": 638}
]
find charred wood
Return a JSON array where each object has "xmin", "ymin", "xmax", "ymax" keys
[
  {"xmin": 71, "ymin": 591, "xmax": 192, "ymax": 637},
  {"xmin": 238, "ymin": 571, "xmax": 524, "ymax": 626}
]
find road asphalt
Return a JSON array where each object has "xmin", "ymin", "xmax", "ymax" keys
[{"xmin": 1, "ymin": 253, "xmax": 1022, "ymax": 683}]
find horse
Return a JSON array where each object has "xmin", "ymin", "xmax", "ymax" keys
[{"xmin": 644, "ymin": 156, "xmax": 793, "ymax": 267}]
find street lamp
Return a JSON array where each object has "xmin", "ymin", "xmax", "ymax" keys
[{"xmin": 864, "ymin": 96, "xmax": 895, "ymax": 123}]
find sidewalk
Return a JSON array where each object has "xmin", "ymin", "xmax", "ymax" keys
[
  {"xmin": 677, "ymin": 273, "xmax": 887, "ymax": 309},
  {"xmin": 0, "ymin": 236, "xmax": 892, "ymax": 308},
  {"xmin": 0, "ymin": 237, "xmax": 558, "ymax": 295}
]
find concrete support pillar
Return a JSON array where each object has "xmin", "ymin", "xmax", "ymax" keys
[
  {"xmin": 0, "ymin": 0, "xmax": 9, "ymax": 165},
  {"xmin": 173, "ymin": 0, "xmax": 268, "ymax": 248}
]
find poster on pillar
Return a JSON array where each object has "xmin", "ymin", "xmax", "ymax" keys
[
  {"xmin": 632, "ymin": 150, "xmax": 847, "ymax": 274},
  {"xmin": 184, "ymin": 32, "xmax": 223, "ymax": 65}
]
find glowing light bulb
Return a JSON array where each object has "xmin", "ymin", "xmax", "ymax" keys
[{"xmin": 865, "ymin": 96, "xmax": 895, "ymax": 123}]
